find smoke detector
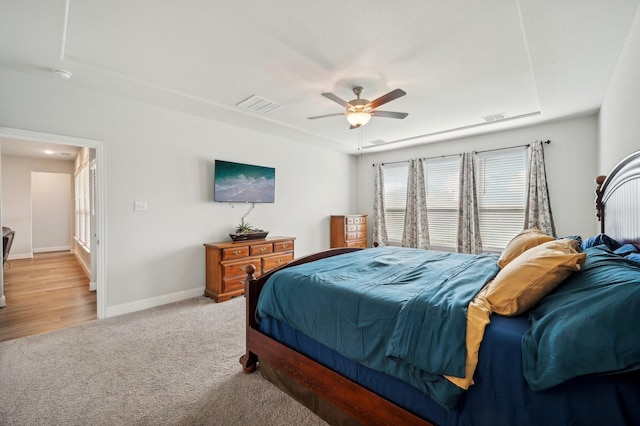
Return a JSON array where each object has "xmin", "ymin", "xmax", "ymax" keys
[{"xmin": 53, "ymin": 69, "xmax": 73, "ymax": 80}]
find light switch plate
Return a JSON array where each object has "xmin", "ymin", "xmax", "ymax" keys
[{"xmin": 134, "ymin": 201, "xmax": 148, "ymax": 212}]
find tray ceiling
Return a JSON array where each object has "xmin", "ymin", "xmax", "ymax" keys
[{"xmin": 0, "ymin": 0, "xmax": 638, "ymax": 154}]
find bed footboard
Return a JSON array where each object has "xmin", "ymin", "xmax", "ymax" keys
[
  {"xmin": 239, "ymin": 247, "xmax": 434, "ymax": 426},
  {"xmin": 239, "ymin": 248, "xmax": 361, "ymax": 373}
]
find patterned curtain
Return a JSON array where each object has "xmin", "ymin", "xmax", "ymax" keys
[
  {"xmin": 401, "ymin": 159, "xmax": 430, "ymax": 249},
  {"xmin": 372, "ymin": 163, "xmax": 388, "ymax": 246},
  {"xmin": 525, "ymin": 141, "xmax": 556, "ymax": 236},
  {"xmin": 458, "ymin": 152, "xmax": 483, "ymax": 254}
]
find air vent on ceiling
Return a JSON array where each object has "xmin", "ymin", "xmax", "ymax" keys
[
  {"xmin": 369, "ymin": 139, "xmax": 387, "ymax": 145},
  {"xmin": 236, "ymin": 95, "xmax": 280, "ymax": 114},
  {"xmin": 482, "ymin": 113, "xmax": 506, "ymax": 122}
]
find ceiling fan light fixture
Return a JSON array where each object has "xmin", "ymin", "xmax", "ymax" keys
[
  {"xmin": 308, "ymin": 86, "xmax": 407, "ymax": 129},
  {"xmin": 346, "ymin": 111, "xmax": 371, "ymax": 127}
]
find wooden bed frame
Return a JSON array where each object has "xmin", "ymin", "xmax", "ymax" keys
[{"xmin": 240, "ymin": 150, "xmax": 640, "ymax": 426}]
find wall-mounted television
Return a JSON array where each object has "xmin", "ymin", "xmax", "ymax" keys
[{"xmin": 214, "ymin": 160, "xmax": 275, "ymax": 203}]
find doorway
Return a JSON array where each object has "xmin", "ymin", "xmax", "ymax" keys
[{"xmin": 0, "ymin": 127, "xmax": 106, "ymax": 320}]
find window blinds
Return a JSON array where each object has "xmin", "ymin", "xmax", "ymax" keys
[
  {"xmin": 476, "ymin": 147, "xmax": 527, "ymax": 251},
  {"xmin": 426, "ymin": 157, "xmax": 460, "ymax": 250},
  {"xmin": 381, "ymin": 146, "xmax": 527, "ymax": 251},
  {"xmin": 382, "ymin": 163, "xmax": 408, "ymax": 244}
]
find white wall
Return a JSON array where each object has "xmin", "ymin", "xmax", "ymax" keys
[
  {"xmin": 31, "ymin": 172, "xmax": 72, "ymax": 252},
  {"xmin": 599, "ymin": 5, "xmax": 640, "ymax": 173},
  {"xmin": 1, "ymin": 155, "xmax": 74, "ymax": 258},
  {"xmin": 355, "ymin": 115, "xmax": 599, "ymax": 240},
  {"xmin": 0, "ymin": 65, "xmax": 356, "ymax": 312}
]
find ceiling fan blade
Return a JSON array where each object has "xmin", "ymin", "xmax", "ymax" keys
[
  {"xmin": 367, "ymin": 89, "xmax": 406, "ymax": 109},
  {"xmin": 307, "ymin": 113, "xmax": 345, "ymax": 120},
  {"xmin": 371, "ymin": 110, "xmax": 409, "ymax": 119},
  {"xmin": 322, "ymin": 92, "xmax": 352, "ymax": 108}
]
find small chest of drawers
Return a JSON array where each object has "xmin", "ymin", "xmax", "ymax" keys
[
  {"xmin": 204, "ymin": 236, "xmax": 295, "ymax": 302},
  {"xmin": 330, "ymin": 215, "xmax": 367, "ymax": 248}
]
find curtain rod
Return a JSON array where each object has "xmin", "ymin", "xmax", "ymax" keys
[{"xmin": 373, "ymin": 140, "xmax": 551, "ymax": 167}]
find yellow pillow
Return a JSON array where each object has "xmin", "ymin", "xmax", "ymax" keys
[
  {"xmin": 497, "ymin": 228, "xmax": 555, "ymax": 269},
  {"xmin": 485, "ymin": 238, "xmax": 586, "ymax": 316}
]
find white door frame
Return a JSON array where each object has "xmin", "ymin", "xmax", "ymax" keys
[{"xmin": 0, "ymin": 127, "xmax": 107, "ymax": 319}]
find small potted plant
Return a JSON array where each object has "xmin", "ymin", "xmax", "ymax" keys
[{"xmin": 229, "ymin": 219, "xmax": 269, "ymax": 241}]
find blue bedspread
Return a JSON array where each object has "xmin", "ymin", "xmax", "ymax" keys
[
  {"xmin": 522, "ymin": 245, "xmax": 640, "ymax": 390},
  {"xmin": 256, "ymin": 247, "xmax": 500, "ymax": 409}
]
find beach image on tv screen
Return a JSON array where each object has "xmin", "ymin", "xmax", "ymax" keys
[{"xmin": 214, "ymin": 160, "xmax": 275, "ymax": 203}]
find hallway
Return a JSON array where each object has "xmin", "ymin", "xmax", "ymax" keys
[{"xmin": 0, "ymin": 252, "xmax": 96, "ymax": 342}]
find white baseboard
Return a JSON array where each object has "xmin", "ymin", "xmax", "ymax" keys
[
  {"xmin": 0, "ymin": 295, "xmax": 6, "ymax": 308},
  {"xmin": 105, "ymin": 287, "xmax": 206, "ymax": 318},
  {"xmin": 7, "ymin": 253, "xmax": 33, "ymax": 260},
  {"xmin": 89, "ymin": 281, "xmax": 97, "ymax": 291},
  {"xmin": 33, "ymin": 246, "xmax": 71, "ymax": 253},
  {"xmin": 73, "ymin": 251, "xmax": 91, "ymax": 279}
]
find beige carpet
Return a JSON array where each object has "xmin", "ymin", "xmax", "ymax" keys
[{"xmin": 0, "ymin": 296, "xmax": 327, "ymax": 425}]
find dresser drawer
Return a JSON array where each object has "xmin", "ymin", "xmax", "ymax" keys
[
  {"xmin": 346, "ymin": 231, "xmax": 367, "ymax": 240},
  {"xmin": 346, "ymin": 216, "xmax": 366, "ymax": 225},
  {"xmin": 273, "ymin": 240, "xmax": 294, "ymax": 253},
  {"xmin": 222, "ymin": 273, "xmax": 260, "ymax": 293},
  {"xmin": 250, "ymin": 243, "xmax": 273, "ymax": 256},
  {"xmin": 346, "ymin": 240, "xmax": 367, "ymax": 248},
  {"xmin": 263, "ymin": 252, "xmax": 294, "ymax": 272},
  {"xmin": 222, "ymin": 246, "xmax": 249, "ymax": 260},
  {"xmin": 222, "ymin": 259, "xmax": 254, "ymax": 278}
]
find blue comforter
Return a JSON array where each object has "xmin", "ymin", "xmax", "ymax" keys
[
  {"xmin": 522, "ymin": 245, "xmax": 640, "ymax": 390},
  {"xmin": 256, "ymin": 247, "xmax": 500, "ymax": 409}
]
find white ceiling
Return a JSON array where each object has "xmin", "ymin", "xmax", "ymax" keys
[
  {"xmin": 0, "ymin": 137, "xmax": 80, "ymax": 161},
  {"xmin": 0, "ymin": 0, "xmax": 638, "ymax": 155}
]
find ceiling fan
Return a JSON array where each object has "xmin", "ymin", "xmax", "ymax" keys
[{"xmin": 308, "ymin": 86, "xmax": 408, "ymax": 129}]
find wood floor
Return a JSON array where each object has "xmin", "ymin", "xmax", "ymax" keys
[{"xmin": 0, "ymin": 251, "xmax": 96, "ymax": 342}]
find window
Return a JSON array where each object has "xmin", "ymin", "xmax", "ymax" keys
[
  {"xmin": 476, "ymin": 147, "xmax": 527, "ymax": 251},
  {"xmin": 75, "ymin": 161, "xmax": 91, "ymax": 250},
  {"xmin": 425, "ymin": 157, "xmax": 460, "ymax": 250},
  {"xmin": 382, "ymin": 163, "xmax": 408, "ymax": 245},
  {"xmin": 383, "ymin": 157, "xmax": 461, "ymax": 248},
  {"xmin": 380, "ymin": 147, "xmax": 528, "ymax": 251}
]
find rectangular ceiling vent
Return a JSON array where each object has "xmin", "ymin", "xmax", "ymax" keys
[
  {"xmin": 236, "ymin": 95, "xmax": 280, "ymax": 114},
  {"xmin": 369, "ymin": 139, "xmax": 387, "ymax": 145},
  {"xmin": 482, "ymin": 113, "xmax": 506, "ymax": 122}
]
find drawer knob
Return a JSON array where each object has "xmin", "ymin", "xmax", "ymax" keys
[
  {"xmin": 281, "ymin": 244, "xmax": 288, "ymax": 248},
  {"xmin": 233, "ymin": 250, "xmax": 241, "ymax": 255},
  {"xmin": 260, "ymin": 247, "xmax": 266, "ymax": 252}
]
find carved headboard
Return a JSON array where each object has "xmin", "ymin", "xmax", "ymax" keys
[{"xmin": 595, "ymin": 151, "xmax": 640, "ymax": 246}]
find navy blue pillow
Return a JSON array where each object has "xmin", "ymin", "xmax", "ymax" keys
[
  {"xmin": 561, "ymin": 235, "xmax": 583, "ymax": 245},
  {"xmin": 581, "ymin": 233, "xmax": 621, "ymax": 251},
  {"xmin": 626, "ymin": 253, "xmax": 640, "ymax": 264},
  {"xmin": 614, "ymin": 243, "xmax": 639, "ymax": 257}
]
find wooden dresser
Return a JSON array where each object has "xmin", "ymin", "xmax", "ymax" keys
[
  {"xmin": 330, "ymin": 215, "xmax": 367, "ymax": 248},
  {"xmin": 204, "ymin": 236, "xmax": 295, "ymax": 302}
]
